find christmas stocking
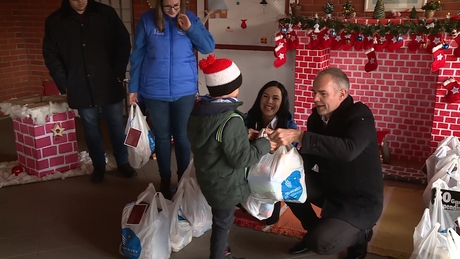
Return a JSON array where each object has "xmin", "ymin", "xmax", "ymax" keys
[
  {"xmin": 274, "ymin": 33, "xmax": 287, "ymax": 68},
  {"xmin": 341, "ymin": 32, "xmax": 356, "ymax": 51},
  {"xmin": 286, "ymin": 30, "xmax": 299, "ymax": 51},
  {"xmin": 408, "ymin": 33, "xmax": 423, "ymax": 52},
  {"xmin": 354, "ymin": 34, "xmax": 364, "ymax": 51},
  {"xmin": 454, "ymin": 35, "xmax": 460, "ymax": 58},
  {"xmin": 318, "ymin": 29, "xmax": 333, "ymax": 49},
  {"xmin": 386, "ymin": 34, "xmax": 404, "ymax": 52},
  {"xmin": 373, "ymin": 34, "xmax": 388, "ymax": 52},
  {"xmin": 330, "ymin": 32, "xmax": 344, "ymax": 50},
  {"xmin": 364, "ymin": 48, "xmax": 378, "ymax": 72},
  {"xmin": 306, "ymin": 32, "xmax": 321, "ymax": 50},
  {"xmin": 431, "ymin": 44, "xmax": 446, "ymax": 72},
  {"xmin": 443, "ymin": 78, "xmax": 460, "ymax": 103},
  {"xmin": 427, "ymin": 34, "xmax": 442, "ymax": 54},
  {"xmin": 363, "ymin": 35, "xmax": 375, "ymax": 50}
]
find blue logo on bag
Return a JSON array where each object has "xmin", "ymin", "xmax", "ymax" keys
[
  {"xmin": 148, "ymin": 130, "xmax": 155, "ymax": 153},
  {"xmin": 281, "ymin": 170, "xmax": 303, "ymax": 201},
  {"xmin": 121, "ymin": 228, "xmax": 141, "ymax": 259}
]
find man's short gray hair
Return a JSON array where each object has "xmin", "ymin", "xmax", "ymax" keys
[{"xmin": 315, "ymin": 67, "xmax": 350, "ymax": 91}]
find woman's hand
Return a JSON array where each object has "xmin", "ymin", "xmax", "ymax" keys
[
  {"xmin": 178, "ymin": 14, "xmax": 191, "ymax": 31},
  {"xmin": 129, "ymin": 93, "xmax": 138, "ymax": 105},
  {"xmin": 248, "ymin": 128, "xmax": 259, "ymax": 140}
]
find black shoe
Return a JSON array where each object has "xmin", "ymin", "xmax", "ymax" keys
[
  {"xmin": 90, "ymin": 166, "xmax": 105, "ymax": 183},
  {"xmin": 118, "ymin": 163, "xmax": 137, "ymax": 178},
  {"xmin": 160, "ymin": 179, "xmax": 172, "ymax": 200},
  {"xmin": 224, "ymin": 247, "xmax": 245, "ymax": 259},
  {"xmin": 344, "ymin": 229, "xmax": 373, "ymax": 259},
  {"xmin": 288, "ymin": 241, "xmax": 310, "ymax": 254}
]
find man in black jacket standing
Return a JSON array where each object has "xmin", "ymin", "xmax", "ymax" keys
[
  {"xmin": 43, "ymin": 0, "xmax": 136, "ymax": 183},
  {"xmin": 268, "ymin": 68, "xmax": 384, "ymax": 259}
]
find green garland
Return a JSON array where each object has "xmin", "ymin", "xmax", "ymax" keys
[{"xmin": 279, "ymin": 16, "xmax": 460, "ymax": 37}]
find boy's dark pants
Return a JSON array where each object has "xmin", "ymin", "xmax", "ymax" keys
[{"xmin": 209, "ymin": 207, "xmax": 235, "ymax": 259}]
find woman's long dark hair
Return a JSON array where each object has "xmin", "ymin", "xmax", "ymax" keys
[
  {"xmin": 246, "ymin": 81, "xmax": 290, "ymax": 130},
  {"xmin": 154, "ymin": 0, "xmax": 186, "ymax": 32}
]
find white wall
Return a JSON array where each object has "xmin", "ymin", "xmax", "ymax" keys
[{"xmin": 197, "ymin": 1, "xmax": 296, "ymax": 113}]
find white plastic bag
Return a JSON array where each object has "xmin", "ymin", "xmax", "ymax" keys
[
  {"xmin": 240, "ymin": 195, "xmax": 274, "ymax": 220},
  {"xmin": 169, "ymin": 187, "xmax": 193, "ymax": 252},
  {"xmin": 121, "ymin": 183, "xmax": 171, "ymax": 259},
  {"xmin": 430, "ymin": 182, "xmax": 456, "ymax": 233},
  {"xmin": 124, "ymin": 105, "xmax": 155, "ymax": 169},
  {"xmin": 446, "ymin": 228, "xmax": 460, "ymax": 258},
  {"xmin": 174, "ymin": 159, "xmax": 212, "ymax": 237},
  {"xmin": 247, "ymin": 144, "xmax": 307, "ymax": 203},
  {"xmin": 414, "ymin": 208, "xmax": 432, "ymax": 249},
  {"xmin": 410, "ymin": 222, "xmax": 450, "ymax": 259}
]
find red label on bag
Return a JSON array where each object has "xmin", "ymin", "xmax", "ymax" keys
[
  {"xmin": 124, "ymin": 128, "xmax": 142, "ymax": 148},
  {"xmin": 126, "ymin": 203, "xmax": 148, "ymax": 225}
]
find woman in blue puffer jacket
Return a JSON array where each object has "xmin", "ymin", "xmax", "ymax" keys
[{"xmin": 128, "ymin": 0, "xmax": 215, "ymax": 199}]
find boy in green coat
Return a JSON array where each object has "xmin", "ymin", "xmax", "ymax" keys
[{"xmin": 187, "ymin": 55, "xmax": 274, "ymax": 259}]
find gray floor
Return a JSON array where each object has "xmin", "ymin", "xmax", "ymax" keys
[{"xmin": 0, "ymin": 116, "xmax": 409, "ymax": 259}]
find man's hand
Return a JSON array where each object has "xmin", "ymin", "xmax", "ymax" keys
[
  {"xmin": 178, "ymin": 14, "xmax": 191, "ymax": 31},
  {"xmin": 129, "ymin": 93, "xmax": 138, "ymax": 105},
  {"xmin": 248, "ymin": 128, "xmax": 259, "ymax": 140},
  {"xmin": 268, "ymin": 128, "xmax": 304, "ymax": 147}
]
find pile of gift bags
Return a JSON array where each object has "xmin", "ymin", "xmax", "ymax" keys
[
  {"xmin": 410, "ymin": 136, "xmax": 460, "ymax": 258},
  {"xmin": 120, "ymin": 160, "xmax": 212, "ymax": 259}
]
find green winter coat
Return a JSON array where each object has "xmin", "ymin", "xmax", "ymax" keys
[{"xmin": 187, "ymin": 100, "xmax": 271, "ymax": 209}]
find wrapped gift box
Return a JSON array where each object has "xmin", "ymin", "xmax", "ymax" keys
[{"xmin": 4, "ymin": 96, "xmax": 79, "ymax": 177}]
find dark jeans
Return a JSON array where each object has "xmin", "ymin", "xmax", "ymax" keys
[
  {"xmin": 78, "ymin": 101, "xmax": 128, "ymax": 167},
  {"xmin": 287, "ymin": 201, "xmax": 365, "ymax": 255},
  {"xmin": 143, "ymin": 95, "xmax": 195, "ymax": 181},
  {"xmin": 209, "ymin": 207, "xmax": 234, "ymax": 259}
]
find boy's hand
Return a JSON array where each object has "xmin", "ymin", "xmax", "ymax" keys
[
  {"xmin": 248, "ymin": 128, "xmax": 259, "ymax": 140},
  {"xmin": 129, "ymin": 93, "xmax": 138, "ymax": 105}
]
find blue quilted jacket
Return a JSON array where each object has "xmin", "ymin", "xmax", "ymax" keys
[{"xmin": 129, "ymin": 9, "xmax": 215, "ymax": 101}]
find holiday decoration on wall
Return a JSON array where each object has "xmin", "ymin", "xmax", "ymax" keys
[
  {"xmin": 364, "ymin": 48, "xmax": 378, "ymax": 72},
  {"xmin": 409, "ymin": 6, "xmax": 418, "ymax": 19},
  {"xmin": 274, "ymin": 32, "xmax": 288, "ymax": 68},
  {"xmin": 443, "ymin": 77, "xmax": 460, "ymax": 103},
  {"xmin": 323, "ymin": 0, "xmax": 334, "ymax": 19},
  {"xmin": 373, "ymin": 0, "xmax": 385, "ymax": 19},
  {"xmin": 342, "ymin": 0, "xmax": 354, "ymax": 19},
  {"xmin": 431, "ymin": 43, "xmax": 446, "ymax": 72},
  {"xmin": 51, "ymin": 123, "xmax": 65, "ymax": 137}
]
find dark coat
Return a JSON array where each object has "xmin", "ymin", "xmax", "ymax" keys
[
  {"xmin": 42, "ymin": 0, "xmax": 131, "ymax": 109},
  {"xmin": 300, "ymin": 95, "xmax": 384, "ymax": 230},
  {"xmin": 187, "ymin": 100, "xmax": 271, "ymax": 209}
]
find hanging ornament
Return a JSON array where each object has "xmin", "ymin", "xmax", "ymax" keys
[
  {"xmin": 313, "ymin": 24, "xmax": 320, "ymax": 33},
  {"xmin": 12, "ymin": 165, "xmax": 23, "ymax": 176},
  {"xmin": 241, "ymin": 19, "xmax": 247, "ymax": 29},
  {"xmin": 397, "ymin": 35, "xmax": 403, "ymax": 42},
  {"xmin": 357, "ymin": 35, "xmax": 363, "ymax": 41},
  {"xmin": 260, "ymin": 0, "xmax": 268, "ymax": 13},
  {"xmin": 330, "ymin": 29, "xmax": 337, "ymax": 37},
  {"xmin": 443, "ymin": 43, "xmax": 449, "ymax": 49},
  {"xmin": 281, "ymin": 27, "xmax": 287, "ymax": 34},
  {"xmin": 421, "ymin": 41, "xmax": 427, "ymax": 48}
]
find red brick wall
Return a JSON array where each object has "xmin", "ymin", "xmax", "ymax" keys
[
  {"xmin": 0, "ymin": 0, "xmax": 61, "ymax": 102},
  {"xmin": 293, "ymin": 29, "xmax": 460, "ymax": 163},
  {"xmin": 296, "ymin": 0, "xmax": 460, "ymax": 18}
]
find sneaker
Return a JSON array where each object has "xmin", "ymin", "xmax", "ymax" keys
[
  {"xmin": 343, "ymin": 229, "xmax": 373, "ymax": 259},
  {"xmin": 118, "ymin": 163, "xmax": 137, "ymax": 178},
  {"xmin": 224, "ymin": 248, "xmax": 245, "ymax": 259},
  {"xmin": 288, "ymin": 241, "xmax": 310, "ymax": 254},
  {"xmin": 90, "ymin": 166, "xmax": 105, "ymax": 183}
]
